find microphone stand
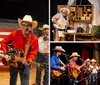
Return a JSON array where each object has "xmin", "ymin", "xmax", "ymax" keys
[
  {"xmin": 94, "ymin": 75, "xmax": 100, "ymax": 82},
  {"xmin": 62, "ymin": 53, "xmax": 70, "ymax": 64}
]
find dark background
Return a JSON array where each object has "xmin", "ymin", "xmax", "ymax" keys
[
  {"xmin": 50, "ymin": 43, "xmax": 100, "ymax": 85},
  {"xmin": 50, "ymin": 43, "xmax": 100, "ymax": 65},
  {"xmin": 0, "ymin": 0, "xmax": 48, "ymax": 23}
]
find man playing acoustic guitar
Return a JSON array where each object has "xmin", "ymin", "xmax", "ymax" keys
[
  {"xmin": 1, "ymin": 15, "xmax": 38, "ymax": 85},
  {"xmin": 50, "ymin": 46, "xmax": 68, "ymax": 85},
  {"xmin": 68, "ymin": 52, "xmax": 86, "ymax": 85}
]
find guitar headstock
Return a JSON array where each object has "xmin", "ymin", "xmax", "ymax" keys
[{"xmin": 40, "ymin": 63, "xmax": 49, "ymax": 69}]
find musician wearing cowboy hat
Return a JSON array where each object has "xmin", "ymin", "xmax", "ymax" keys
[
  {"xmin": 51, "ymin": 7, "xmax": 70, "ymax": 41},
  {"xmin": 69, "ymin": 52, "xmax": 80, "ymax": 69},
  {"xmin": 83, "ymin": 58, "xmax": 91, "ymax": 85},
  {"xmin": 90, "ymin": 59, "xmax": 99, "ymax": 85},
  {"xmin": 1, "ymin": 15, "xmax": 38, "ymax": 85},
  {"xmin": 33, "ymin": 24, "xmax": 49, "ymax": 85},
  {"xmin": 50, "ymin": 46, "xmax": 66, "ymax": 85},
  {"xmin": 68, "ymin": 52, "xmax": 81, "ymax": 85}
]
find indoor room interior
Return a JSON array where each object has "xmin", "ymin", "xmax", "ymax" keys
[{"xmin": 51, "ymin": 0, "xmax": 100, "ymax": 41}]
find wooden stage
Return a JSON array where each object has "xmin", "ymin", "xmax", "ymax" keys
[{"xmin": 0, "ymin": 65, "xmax": 44, "ymax": 85}]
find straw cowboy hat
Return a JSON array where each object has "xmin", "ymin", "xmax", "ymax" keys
[
  {"xmin": 53, "ymin": 46, "xmax": 65, "ymax": 52},
  {"xmin": 18, "ymin": 15, "xmax": 38, "ymax": 29},
  {"xmin": 70, "ymin": 52, "xmax": 80, "ymax": 57},
  {"xmin": 60, "ymin": 7, "xmax": 70, "ymax": 14},
  {"xmin": 91, "ymin": 59, "xmax": 96, "ymax": 62},
  {"xmin": 39, "ymin": 24, "xmax": 49, "ymax": 30}
]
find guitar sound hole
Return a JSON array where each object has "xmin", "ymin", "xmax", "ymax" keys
[{"xmin": 20, "ymin": 52, "xmax": 24, "ymax": 58}]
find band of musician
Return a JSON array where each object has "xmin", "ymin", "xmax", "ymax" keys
[{"xmin": 50, "ymin": 46, "xmax": 100, "ymax": 85}]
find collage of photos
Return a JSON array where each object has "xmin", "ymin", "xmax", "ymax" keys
[
  {"xmin": 50, "ymin": 0, "xmax": 100, "ymax": 85},
  {"xmin": 0, "ymin": 0, "xmax": 99, "ymax": 85}
]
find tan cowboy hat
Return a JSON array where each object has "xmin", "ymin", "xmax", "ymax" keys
[
  {"xmin": 39, "ymin": 24, "xmax": 49, "ymax": 30},
  {"xmin": 18, "ymin": 15, "xmax": 38, "ymax": 29},
  {"xmin": 70, "ymin": 52, "xmax": 80, "ymax": 57},
  {"xmin": 91, "ymin": 59, "xmax": 96, "ymax": 62},
  {"xmin": 53, "ymin": 46, "xmax": 65, "ymax": 52},
  {"xmin": 60, "ymin": 7, "xmax": 70, "ymax": 14}
]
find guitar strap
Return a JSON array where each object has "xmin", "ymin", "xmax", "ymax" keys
[{"xmin": 24, "ymin": 31, "xmax": 32, "ymax": 59}]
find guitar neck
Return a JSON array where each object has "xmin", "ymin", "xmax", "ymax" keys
[
  {"xmin": 80, "ymin": 61, "xmax": 86, "ymax": 69},
  {"xmin": 28, "ymin": 61, "xmax": 40, "ymax": 67}
]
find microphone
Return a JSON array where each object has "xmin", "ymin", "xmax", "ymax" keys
[
  {"xmin": 79, "ymin": 58, "xmax": 84, "ymax": 62},
  {"xmin": 62, "ymin": 53, "xmax": 69, "ymax": 56}
]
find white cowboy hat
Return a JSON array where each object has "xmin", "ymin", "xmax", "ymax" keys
[
  {"xmin": 70, "ymin": 52, "xmax": 80, "ymax": 57},
  {"xmin": 53, "ymin": 46, "xmax": 65, "ymax": 52},
  {"xmin": 86, "ymin": 58, "xmax": 91, "ymax": 62},
  {"xmin": 60, "ymin": 7, "xmax": 70, "ymax": 14},
  {"xmin": 18, "ymin": 15, "xmax": 38, "ymax": 29},
  {"xmin": 91, "ymin": 59, "xmax": 96, "ymax": 62},
  {"xmin": 39, "ymin": 24, "xmax": 49, "ymax": 30}
]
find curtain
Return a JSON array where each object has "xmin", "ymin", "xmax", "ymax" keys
[
  {"xmin": 88, "ymin": 0, "xmax": 100, "ymax": 25},
  {"xmin": 81, "ymin": 43, "xmax": 94, "ymax": 85},
  {"xmin": 68, "ymin": 0, "xmax": 76, "ymax": 5}
]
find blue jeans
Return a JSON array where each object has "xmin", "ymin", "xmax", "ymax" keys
[
  {"xmin": 36, "ymin": 52, "xmax": 49, "ymax": 85},
  {"xmin": 10, "ymin": 65, "xmax": 30, "ymax": 85},
  {"xmin": 69, "ymin": 76, "xmax": 77, "ymax": 85},
  {"xmin": 91, "ymin": 74, "xmax": 97, "ymax": 85}
]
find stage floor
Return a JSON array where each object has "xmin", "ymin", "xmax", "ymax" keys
[{"xmin": 0, "ymin": 66, "xmax": 44, "ymax": 85}]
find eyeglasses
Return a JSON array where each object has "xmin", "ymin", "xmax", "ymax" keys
[{"xmin": 21, "ymin": 23, "xmax": 32, "ymax": 27}]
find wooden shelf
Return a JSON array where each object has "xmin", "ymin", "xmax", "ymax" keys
[{"xmin": 69, "ymin": 5, "xmax": 93, "ymax": 23}]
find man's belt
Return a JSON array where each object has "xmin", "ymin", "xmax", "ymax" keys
[
  {"xmin": 56, "ymin": 28, "xmax": 65, "ymax": 31},
  {"xmin": 92, "ymin": 73, "xmax": 97, "ymax": 75},
  {"xmin": 39, "ymin": 52, "xmax": 49, "ymax": 56}
]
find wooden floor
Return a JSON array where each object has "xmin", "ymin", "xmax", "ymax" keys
[{"xmin": 0, "ymin": 65, "xmax": 44, "ymax": 85}]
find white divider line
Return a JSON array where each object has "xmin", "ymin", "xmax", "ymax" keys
[{"xmin": 0, "ymin": 32, "xmax": 11, "ymax": 35}]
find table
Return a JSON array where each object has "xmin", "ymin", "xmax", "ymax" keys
[{"xmin": 64, "ymin": 33, "xmax": 95, "ymax": 41}]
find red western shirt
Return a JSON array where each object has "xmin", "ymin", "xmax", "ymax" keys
[
  {"xmin": 1, "ymin": 30, "xmax": 38, "ymax": 61},
  {"xmin": 69, "ymin": 60, "xmax": 77, "ymax": 69}
]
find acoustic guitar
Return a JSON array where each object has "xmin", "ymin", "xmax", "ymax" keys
[
  {"xmin": 68, "ymin": 60, "xmax": 87, "ymax": 79},
  {"xmin": 0, "ymin": 48, "xmax": 48, "ymax": 69},
  {"xmin": 68, "ymin": 65, "xmax": 81, "ymax": 79},
  {"xmin": 51, "ymin": 69, "xmax": 66, "ymax": 79}
]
